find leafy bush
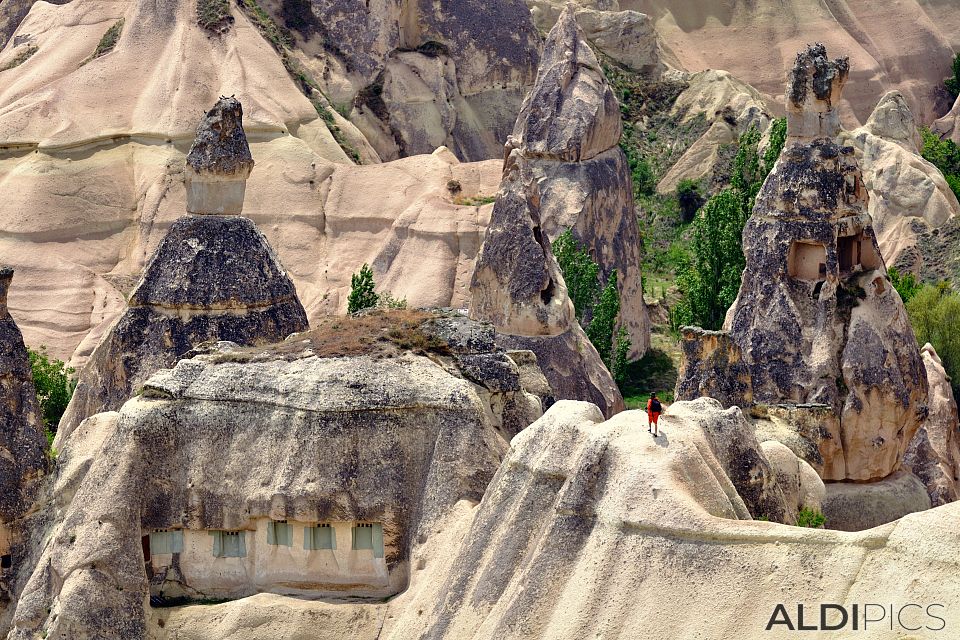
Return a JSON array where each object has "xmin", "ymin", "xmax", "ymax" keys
[
  {"xmin": 795, "ymin": 507, "xmax": 826, "ymax": 528},
  {"xmin": 1, "ymin": 44, "xmax": 38, "ymax": 72},
  {"xmin": 672, "ymin": 119, "xmax": 787, "ymax": 330},
  {"xmin": 197, "ymin": 0, "xmax": 232, "ymax": 32},
  {"xmin": 586, "ymin": 270, "xmax": 621, "ymax": 365},
  {"xmin": 946, "ymin": 53, "xmax": 960, "ymax": 101},
  {"xmin": 82, "ymin": 19, "xmax": 124, "ymax": 65},
  {"xmin": 348, "ymin": 264, "xmax": 379, "ymax": 314},
  {"xmin": 672, "ymin": 188, "xmax": 749, "ymax": 329},
  {"xmin": 28, "ymin": 346, "xmax": 76, "ymax": 435},
  {"xmin": 905, "ymin": 282, "xmax": 960, "ymax": 398},
  {"xmin": 552, "ymin": 229, "xmax": 600, "ymax": 321},
  {"xmin": 920, "ymin": 127, "xmax": 960, "ymax": 200},
  {"xmin": 888, "ymin": 267, "xmax": 922, "ymax": 303},
  {"xmin": 552, "ymin": 233, "xmax": 630, "ymax": 381}
]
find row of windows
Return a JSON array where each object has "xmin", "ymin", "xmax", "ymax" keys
[{"xmin": 149, "ymin": 523, "xmax": 384, "ymax": 559}]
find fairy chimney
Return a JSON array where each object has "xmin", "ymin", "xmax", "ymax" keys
[{"xmin": 184, "ymin": 96, "xmax": 255, "ymax": 215}]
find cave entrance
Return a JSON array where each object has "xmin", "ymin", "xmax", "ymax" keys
[
  {"xmin": 838, "ymin": 232, "xmax": 881, "ymax": 275},
  {"xmin": 788, "ymin": 241, "xmax": 827, "ymax": 281}
]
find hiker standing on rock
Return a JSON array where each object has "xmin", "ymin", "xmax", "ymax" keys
[{"xmin": 647, "ymin": 393, "xmax": 663, "ymax": 437}]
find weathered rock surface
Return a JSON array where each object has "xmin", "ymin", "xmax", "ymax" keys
[
  {"xmin": 470, "ymin": 151, "xmax": 622, "ymax": 417},
  {"xmin": 821, "ymin": 469, "xmax": 931, "ymax": 532},
  {"xmin": 313, "ymin": 0, "xmax": 541, "ymax": 161},
  {"xmin": 527, "ymin": 1, "xmax": 673, "ymax": 77},
  {"xmin": 760, "ymin": 440, "xmax": 825, "ymax": 524},
  {"xmin": 904, "ymin": 344, "xmax": 960, "ymax": 507},
  {"xmin": 608, "ymin": 0, "xmax": 956, "ymax": 125},
  {"xmin": 57, "ymin": 214, "xmax": 309, "ymax": 443},
  {"xmin": 5, "ymin": 314, "xmax": 547, "ymax": 638},
  {"xmin": 932, "ymin": 94, "xmax": 960, "ymax": 145},
  {"xmin": 502, "ymin": 5, "xmax": 650, "ymax": 360},
  {"xmin": 678, "ymin": 45, "xmax": 929, "ymax": 486},
  {"xmin": 657, "ymin": 69, "xmax": 773, "ymax": 193},
  {"xmin": 843, "ymin": 92, "xmax": 960, "ymax": 271},
  {"xmin": 0, "ymin": 268, "xmax": 45, "ymax": 611},
  {"xmin": 185, "ymin": 97, "xmax": 255, "ymax": 216}
]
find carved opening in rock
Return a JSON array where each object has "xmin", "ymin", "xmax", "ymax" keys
[
  {"xmin": 147, "ymin": 520, "xmax": 396, "ymax": 603},
  {"xmin": 873, "ymin": 276, "xmax": 886, "ymax": 295},
  {"xmin": 788, "ymin": 241, "xmax": 827, "ymax": 281},
  {"xmin": 304, "ymin": 524, "xmax": 336, "ymax": 550},
  {"xmin": 838, "ymin": 231, "xmax": 881, "ymax": 275},
  {"xmin": 0, "ymin": 554, "xmax": 10, "ymax": 570},
  {"xmin": 141, "ymin": 535, "xmax": 151, "ymax": 564},
  {"xmin": 540, "ymin": 278, "xmax": 555, "ymax": 305},
  {"xmin": 266, "ymin": 520, "xmax": 293, "ymax": 546}
]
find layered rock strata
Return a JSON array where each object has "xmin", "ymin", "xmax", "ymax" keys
[{"xmin": 677, "ymin": 45, "xmax": 929, "ymax": 487}]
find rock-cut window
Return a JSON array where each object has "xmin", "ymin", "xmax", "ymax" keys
[
  {"xmin": 304, "ymin": 524, "xmax": 336, "ymax": 550},
  {"xmin": 351, "ymin": 523, "xmax": 384, "ymax": 558},
  {"xmin": 149, "ymin": 530, "xmax": 184, "ymax": 555},
  {"xmin": 267, "ymin": 520, "xmax": 292, "ymax": 547},
  {"xmin": 211, "ymin": 530, "xmax": 246, "ymax": 558}
]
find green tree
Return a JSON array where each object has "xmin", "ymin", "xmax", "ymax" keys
[
  {"xmin": 920, "ymin": 127, "xmax": 960, "ymax": 200},
  {"xmin": 905, "ymin": 283, "xmax": 960, "ymax": 398},
  {"xmin": 552, "ymin": 229, "xmax": 601, "ymax": 321},
  {"xmin": 888, "ymin": 267, "xmax": 922, "ymax": 303},
  {"xmin": 28, "ymin": 346, "xmax": 76, "ymax": 433},
  {"xmin": 946, "ymin": 53, "xmax": 960, "ymax": 101},
  {"xmin": 610, "ymin": 326, "xmax": 631, "ymax": 385},
  {"xmin": 347, "ymin": 263, "xmax": 379, "ymax": 313},
  {"xmin": 586, "ymin": 270, "xmax": 621, "ymax": 366},
  {"xmin": 675, "ymin": 189, "xmax": 748, "ymax": 329},
  {"xmin": 763, "ymin": 118, "xmax": 788, "ymax": 175}
]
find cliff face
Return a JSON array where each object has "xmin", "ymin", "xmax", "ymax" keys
[{"xmin": 6, "ymin": 313, "xmax": 547, "ymax": 638}]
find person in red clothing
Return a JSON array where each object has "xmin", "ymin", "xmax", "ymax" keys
[{"xmin": 646, "ymin": 393, "xmax": 663, "ymax": 436}]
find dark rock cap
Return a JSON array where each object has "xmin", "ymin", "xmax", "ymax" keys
[
  {"xmin": 0, "ymin": 266, "xmax": 12, "ymax": 311},
  {"xmin": 186, "ymin": 96, "xmax": 254, "ymax": 178},
  {"xmin": 786, "ymin": 43, "xmax": 849, "ymax": 139}
]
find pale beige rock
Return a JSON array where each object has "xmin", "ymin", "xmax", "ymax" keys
[
  {"xmin": 527, "ymin": 1, "xmax": 672, "ymax": 77},
  {"xmin": 657, "ymin": 70, "xmax": 772, "ymax": 193},
  {"xmin": 932, "ymin": 94, "xmax": 960, "ymax": 145},
  {"xmin": 904, "ymin": 344, "xmax": 960, "ymax": 506},
  {"xmin": 618, "ymin": 0, "xmax": 956, "ymax": 125},
  {"xmin": 760, "ymin": 440, "xmax": 825, "ymax": 524},
  {"xmin": 821, "ymin": 469, "xmax": 931, "ymax": 532},
  {"xmin": 843, "ymin": 92, "xmax": 960, "ymax": 270}
]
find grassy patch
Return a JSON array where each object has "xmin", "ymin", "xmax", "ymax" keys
[
  {"xmin": 197, "ymin": 309, "xmax": 452, "ymax": 363},
  {"xmin": 453, "ymin": 195, "xmax": 496, "ymax": 207},
  {"xmin": 1, "ymin": 44, "xmax": 38, "ymax": 72},
  {"xmin": 618, "ymin": 339, "xmax": 680, "ymax": 410},
  {"xmin": 197, "ymin": 0, "xmax": 233, "ymax": 33},
  {"xmin": 82, "ymin": 18, "xmax": 124, "ymax": 65},
  {"xmin": 795, "ymin": 507, "xmax": 826, "ymax": 528}
]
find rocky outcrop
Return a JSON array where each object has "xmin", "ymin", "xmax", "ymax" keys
[
  {"xmin": 843, "ymin": 91, "xmax": 959, "ymax": 271},
  {"xmin": 821, "ymin": 469, "xmax": 931, "ymax": 532},
  {"xmin": 316, "ymin": 0, "xmax": 540, "ymax": 161},
  {"xmin": 932, "ymin": 94, "xmax": 960, "ymax": 145},
  {"xmin": 5, "ymin": 313, "xmax": 547, "ymax": 638},
  {"xmin": 904, "ymin": 344, "xmax": 960, "ymax": 506},
  {"xmin": 0, "ymin": 268, "xmax": 45, "ymax": 610},
  {"xmin": 678, "ymin": 45, "xmax": 929, "ymax": 486},
  {"xmin": 657, "ymin": 70, "xmax": 773, "ymax": 193},
  {"xmin": 501, "ymin": 5, "xmax": 650, "ymax": 360},
  {"xmin": 56, "ymin": 100, "xmax": 309, "ymax": 441},
  {"xmin": 527, "ymin": 1, "xmax": 672, "ymax": 78}
]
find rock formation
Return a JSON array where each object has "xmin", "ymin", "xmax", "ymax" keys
[
  {"xmin": 0, "ymin": 267, "xmax": 46, "ymax": 610},
  {"xmin": 319, "ymin": 0, "xmax": 541, "ymax": 161},
  {"xmin": 468, "ymin": 8, "xmax": 644, "ymax": 417},
  {"xmin": 56, "ymin": 98, "xmax": 309, "ymax": 441},
  {"xmin": 904, "ymin": 344, "xmax": 960, "ymax": 507},
  {"xmin": 677, "ymin": 46, "xmax": 929, "ymax": 498},
  {"xmin": 842, "ymin": 91, "xmax": 959, "ymax": 272},
  {"xmin": 5, "ymin": 312, "xmax": 547, "ymax": 638},
  {"xmin": 486, "ymin": 5, "xmax": 650, "ymax": 363}
]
